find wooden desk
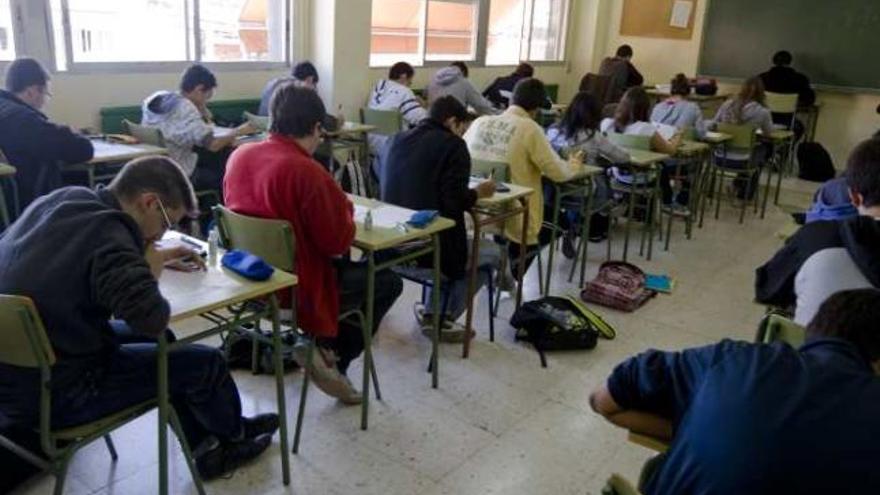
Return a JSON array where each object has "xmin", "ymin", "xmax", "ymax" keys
[
  {"xmin": 465, "ymin": 181, "xmax": 534, "ymax": 358},
  {"xmin": 703, "ymin": 131, "xmax": 733, "ymax": 145},
  {"xmin": 544, "ymin": 164, "xmax": 605, "ymax": 293},
  {"xmin": 73, "ymin": 139, "xmax": 168, "ymax": 187},
  {"xmin": 157, "ymin": 240, "xmax": 298, "ymax": 494},
  {"xmin": 0, "ymin": 162, "xmax": 17, "ymax": 227},
  {"xmin": 776, "ymin": 218, "xmax": 800, "ymax": 241},
  {"xmin": 627, "ymin": 431, "xmax": 670, "ymax": 453},
  {"xmin": 326, "ymin": 121, "xmax": 377, "ymax": 138},
  {"xmin": 348, "ymin": 195, "xmax": 455, "ymax": 428}
]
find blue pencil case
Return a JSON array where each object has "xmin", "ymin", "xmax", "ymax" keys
[
  {"xmin": 408, "ymin": 210, "xmax": 439, "ymax": 228},
  {"xmin": 221, "ymin": 250, "xmax": 275, "ymax": 281}
]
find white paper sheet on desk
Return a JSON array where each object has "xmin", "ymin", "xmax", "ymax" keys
[
  {"xmin": 212, "ymin": 125, "xmax": 235, "ymax": 138},
  {"xmin": 90, "ymin": 139, "xmax": 140, "ymax": 156},
  {"xmin": 656, "ymin": 123, "xmax": 678, "ymax": 142},
  {"xmin": 354, "ymin": 204, "xmax": 414, "ymax": 228}
]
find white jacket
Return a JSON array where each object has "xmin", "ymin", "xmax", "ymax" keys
[{"xmin": 367, "ymin": 79, "xmax": 428, "ymax": 155}]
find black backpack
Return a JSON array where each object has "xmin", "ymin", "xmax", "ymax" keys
[
  {"xmin": 797, "ymin": 142, "xmax": 836, "ymax": 183},
  {"xmin": 510, "ymin": 295, "xmax": 616, "ymax": 368}
]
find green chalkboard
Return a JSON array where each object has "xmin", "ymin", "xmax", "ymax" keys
[{"xmin": 698, "ymin": 0, "xmax": 880, "ymax": 92}]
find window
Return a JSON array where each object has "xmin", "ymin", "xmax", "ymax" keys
[
  {"xmin": 0, "ymin": 0, "xmax": 15, "ymax": 61},
  {"xmin": 370, "ymin": 0, "xmax": 478, "ymax": 67},
  {"xmin": 51, "ymin": 0, "xmax": 287, "ymax": 69},
  {"xmin": 486, "ymin": 0, "xmax": 568, "ymax": 65}
]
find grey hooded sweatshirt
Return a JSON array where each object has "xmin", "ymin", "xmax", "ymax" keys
[{"xmin": 427, "ymin": 67, "xmax": 499, "ymax": 116}]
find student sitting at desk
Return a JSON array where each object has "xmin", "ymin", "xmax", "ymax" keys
[
  {"xmin": 257, "ymin": 60, "xmax": 341, "ymax": 132},
  {"xmin": 0, "ymin": 58, "xmax": 93, "ymax": 213},
  {"xmin": 708, "ymin": 76, "xmax": 775, "ymax": 200},
  {"xmin": 0, "ymin": 157, "xmax": 279, "ymax": 480},
  {"xmin": 756, "ymin": 137, "xmax": 880, "ymax": 326},
  {"xmin": 225, "ymin": 84, "xmax": 403, "ymax": 404},
  {"xmin": 428, "ymin": 62, "xmax": 498, "ymax": 116},
  {"xmin": 590, "ymin": 289, "xmax": 880, "ymax": 494},
  {"xmin": 464, "ymin": 78, "xmax": 581, "ymax": 277},
  {"xmin": 760, "ymin": 50, "xmax": 816, "ymax": 140},
  {"xmin": 546, "ymin": 91, "xmax": 630, "ymax": 245},
  {"xmin": 600, "ymin": 87, "xmax": 681, "ymax": 190},
  {"xmin": 650, "ymin": 74, "xmax": 706, "ymax": 211},
  {"xmin": 598, "ymin": 45, "xmax": 644, "ymax": 104},
  {"xmin": 142, "ymin": 64, "xmax": 255, "ymax": 194},
  {"xmin": 368, "ymin": 61, "xmax": 428, "ymax": 158},
  {"xmin": 482, "ymin": 62, "xmax": 535, "ymax": 109},
  {"xmin": 380, "ymin": 96, "xmax": 498, "ymax": 342}
]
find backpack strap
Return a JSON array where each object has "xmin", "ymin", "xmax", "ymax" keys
[{"xmin": 565, "ymin": 295, "xmax": 617, "ymax": 339}]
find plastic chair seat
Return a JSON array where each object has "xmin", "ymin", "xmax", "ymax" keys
[
  {"xmin": 0, "ymin": 163, "xmax": 16, "ymax": 177},
  {"xmin": 53, "ymin": 400, "xmax": 156, "ymax": 441}
]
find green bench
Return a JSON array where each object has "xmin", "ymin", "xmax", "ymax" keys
[{"xmin": 99, "ymin": 98, "xmax": 261, "ymax": 134}]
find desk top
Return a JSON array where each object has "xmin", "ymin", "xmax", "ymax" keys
[
  {"xmin": 88, "ymin": 139, "xmax": 167, "ymax": 164},
  {"xmin": 469, "ymin": 180, "xmax": 534, "ymax": 207},
  {"xmin": 348, "ymin": 195, "xmax": 456, "ymax": 251},
  {"xmin": 703, "ymin": 131, "xmax": 733, "ymax": 144},
  {"xmin": 622, "ymin": 148, "xmax": 670, "ymax": 167},
  {"xmin": 327, "ymin": 122, "xmax": 377, "ymax": 137},
  {"xmin": 627, "ymin": 431, "xmax": 670, "ymax": 453},
  {"xmin": 0, "ymin": 163, "xmax": 16, "ymax": 177},
  {"xmin": 776, "ymin": 219, "xmax": 800, "ymax": 241},
  {"xmin": 677, "ymin": 140, "xmax": 710, "ymax": 156},
  {"xmin": 160, "ymin": 257, "xmax": 297, "ymax": 323},
  {"xmin": 646, "ymin": 88, "xmax": 730, "ymax": 102},
  {"xmin": 761, "ymin": 129, "xmax": 795, "ymax": 141}
]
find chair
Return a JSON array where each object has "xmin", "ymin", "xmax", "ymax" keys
[
  {"xmin": 122, "ymin": 119, "xmax": 165, "ymax": 147},
  {"xmin": 360, "ymin": 108, "xmax": 403, "ymax": 136},
  {"xmin": 0, "ymin": 149, "xmax": 18, "ymax": 229},
  {"xmin": 0, "ymin": 295, "xmax": 205, "ymax": 495},
  {"xmin": 658, "ymin": 127, "xmax": 704, "ymax": 251},
  {"xmin": 764, "ymin": 92, "xmax": 799, "ymax": 205},
  {"xmin": 755, "ymin": 312, "xmax": 805, "ymax": 347},
  {"xmin": 702, "ymin": 123, "xmax": 761, "ymax": 224},
  {"xmin": 243, "ymin": 111, "xmax": 270, "ymax": 132},
  {"xmin": 212, "ymin": 206, "xmax": 379, "ymax": 453},
  {"xmin": 607, "ymin": 133, "xmax": 659, "ymax": 261}
]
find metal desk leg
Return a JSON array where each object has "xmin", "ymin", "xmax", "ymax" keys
[
  {"xmin": 157, "ymin": 334, "xmax": 169, "ymax": 495},
  {"xmin": 622, "ymin": 179, "xmax": 637, "ymax": 262},
  {"xmin": 543, "ymin": 184, "xmax": 562, "ymax": 296},
  {"xmin": 431, "ymin": 234, "xmax": 441, "ymax": 387},
  {"xmin": 515, "ymin": 197, "xmax": 530, "ymax": 310},
  {"xmin": 268, "ymin": 294, "xmax": 291, "ymax": 484},
  {"xmin": 361, "ymin": 251, "xmax": 375, "ymax": 429},
  {"xmin": 571, "ymin": 177, "xmax": 595, "ymax": 287},
  {"xmin": 463, "ymin": 212, "xmax": 482, "ymax": 359}
]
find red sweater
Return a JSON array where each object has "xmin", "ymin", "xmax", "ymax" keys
[{"xmin": 224, "ymin": 134, "xmax": 355, "ymax": 338}]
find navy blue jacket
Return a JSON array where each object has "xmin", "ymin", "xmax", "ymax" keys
[
  {"xmin": 609, "ymin": 338, "xmax": 880, "ymax": 494},
  {"xmin": 379, "ymin": 119, "xmax": 476, "ymax": 280},
  {"xmin": 0, "ymin": 187, "xmax": 169, "ymax": 425},
  {"xmin": 0, "ymin": 90, "xmax": 94, "ymax": 211}
]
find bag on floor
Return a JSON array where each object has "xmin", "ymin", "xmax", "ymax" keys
[
  {"xmin": 332, "ymin": 149, "xmax": 370, "ymax": 196},
  {"xmin": 797, "ymin": 142, "xmax": 836, "ymax": 183},
  {"xmin": 221, "ymin": 327, "xmax": 301, "ymax": 374},
  {"xmin": 510, "ymin": 295, "xmax": 615, "ymax": 368},
  {"xmin": 581, "ymin": 261, "xmax": 656, "ymax": 312}
]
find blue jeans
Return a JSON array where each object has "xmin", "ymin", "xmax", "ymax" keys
[
  {"xmin": 426, "ymin": 241, "xmax": 501, "ymax": 321},
  {"xmin": 50, "ymin": 321, "xmax": 244, "ymax": 448}
]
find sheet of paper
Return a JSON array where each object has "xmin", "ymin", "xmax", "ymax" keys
[
  {"xmin": 212, "ymin": 125, "xmax": 235, "ymax": 138},
  {"xmin": 355, "ymin": 204, "xmax": 414, "ymax": 228},
  {"xmin": 90, "ymin": 139, "xmax": 139, "ymax": 157},
  {"xmin": 669, "ymin": 0, "xmax": 693, "ymax": 29},
  {"xmin": 655, "ymin": 123, "xmax": 679, "ymax": 142}
]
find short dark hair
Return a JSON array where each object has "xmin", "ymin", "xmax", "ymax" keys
[
  {"xmin": 108, "ymin": 156, "xmax": 197, "ymax": 214},
  {"xmin": 514, "ymin": 62, "xmax": 534, "ymax": 78},
  {"xmin": 807, "ymin": 289, "xmax": 880, "ymax": 362},
  {"xmin": 670, "ymin": 73, "xmax": 691, "ymax": 96},
  {"xmin": 429, "ymin": 95, "xmax": 470, "ymax": 124},
  {"xmin": 389, "ymin": 62, "xmax": 415, "ymax": 81},
  {"xmin": 179, "ymin": 64, "xmax": 217, "ymax": 93},
  {"xmin": 292, "ymin": 61, "xmax": 319, "ymax": 84},
  {"xmin": 616, "ymin": 45, "xmax": 634, "ymax": 58},
  {"xmin": 772, "ymin": 50, "xmax": 793, "ymax": 66},
  {"xmin": 451, "ymin": 61, "xmax": 469, "ymax": 78},
  {"xmin": 269, "ymin": 84, "xmax": 327, "ymax": 138},
  {"xmin": 5, "ymin": 58, "xmax": 50, "ymax": 93},
  {"xmin": 846, "ymin": 138, "xmax": 880, "ymax": 207},
  {"xmin": 511, "ymin": 78, "xmax": 547, "ymax": 112}
]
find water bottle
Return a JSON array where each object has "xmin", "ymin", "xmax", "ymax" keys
[
  {"xmin": 207, "ymin": 228, "xmax": 219, "ymax": 265},
  {"xmin": 364, "ymin": 209, "xmax": 373, "ymax": 231}
]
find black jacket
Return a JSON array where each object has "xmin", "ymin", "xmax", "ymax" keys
[
  {"xmin": 755, "ymin": 216, "xmax": 880, "ymax": 308},
  {"xmin": 0, "ymin": 90, "xmax": 94, "ymax": 212},
  {"xmin": 379, "ymin": 119, "xmax": 477, "ymax": 280},
  {"xmin": 0, "ymin": 187, "xmax": 169, "ymax": 424},
  {"xmin": 760, "ymin": 66, "xmax": 816, "ymax": 107}
]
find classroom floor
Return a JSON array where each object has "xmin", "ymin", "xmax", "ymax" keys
[{"xmin": 13, "ymin": 179, "xmax": 816, "ymax": 495}]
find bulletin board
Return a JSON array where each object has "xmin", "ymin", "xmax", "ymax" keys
[{"xmin": 619, "ymin": 0, "xmax": 697, "ymax": 40}]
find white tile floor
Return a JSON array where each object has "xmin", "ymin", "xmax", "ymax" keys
[{"xmin": 12, "ymin": 179, "xmax": 816, "ymax": 495}]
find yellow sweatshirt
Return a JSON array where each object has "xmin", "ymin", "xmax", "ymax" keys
[{"xmin": 464, "ymin": 105, "xmax": 580, "ymax": 245}]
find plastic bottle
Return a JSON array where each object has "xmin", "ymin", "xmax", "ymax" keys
[
  {"xmin": 207, "ymin": 228, "xmax": 219, "ymax": 265},
  {"xmin": 364, "ymin": 209, "xmax": 373, "ymax": 231}
]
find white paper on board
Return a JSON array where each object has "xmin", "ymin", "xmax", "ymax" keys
[{"xmin": 670, "ymin": 0, "xmax": 693, "ymax": 29}]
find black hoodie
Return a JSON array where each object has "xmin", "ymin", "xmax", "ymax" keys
[{"xmin": 755, "ymin": 216, "xmax": 880, "ymax": 318}]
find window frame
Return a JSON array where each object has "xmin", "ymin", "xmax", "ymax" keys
[
  {"xmin": 369, "ymin": 0, "xmax": 570, "ymax": 69},
  {"xmin": 54, "ymin": 0, "xmax": 292, "ymax": 74},
  {"xmin": 0, "ymin": 0, "xmax": 20, "ymax": 71}
]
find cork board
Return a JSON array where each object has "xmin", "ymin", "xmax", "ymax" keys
[{"xmin": 620, "ymin": 0, "xmax": 696, "ymax": 40}]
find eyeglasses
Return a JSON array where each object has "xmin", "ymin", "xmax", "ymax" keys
[{"xmin": 156, "ymin": 197, "xmax": 173, "ymax": 233}]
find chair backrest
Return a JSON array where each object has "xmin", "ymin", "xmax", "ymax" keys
[
  {"xmin": 0, "ymin": 295, "xmax": 55, "ymax": 369},
  {"xmin": 243, "ymin": 111, "xmax": 270, "ymax": 132},
  {"xmin": 123, "ymin": 119, "xmax": 165, "ymax": 147},
  {"xmin": 471, "ymin": 159, "xmax": 510, "ymax": 182},
  {"xmin": 755, "ymin": 312, "xmax": 805, "ymax": 347},
  {"xmin": 764, "ymin": 91, "xmax": 799, "ymax": 114},
  {"xmin": 213, "ymin": 206, "xmax": 296, "ymax": 273},
  {"xmin": 360, "ymin": 108, "xmax": 403, "ymax": 136},
  {"xmin": 716, "ymin": 123, "xmax": 757, "ymax": 153},
  {"xmin": 607, "ymin": 132, "xmax": 651, "ymax": 151}
]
